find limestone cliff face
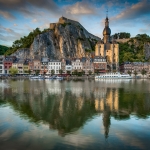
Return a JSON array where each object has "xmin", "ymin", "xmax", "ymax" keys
[{"xmin": 12, "ymin": 17, "xmax": 101, "ymax": 59}]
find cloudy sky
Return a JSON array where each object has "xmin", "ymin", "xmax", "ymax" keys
[{"xmin": 0, "ymin": 0, "xmax": 150, "ymax": 46}]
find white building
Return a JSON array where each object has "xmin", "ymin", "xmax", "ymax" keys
[
  {"xmin": 0, "ymin": 55, "xmax": 4, "ymax": 75},
  {"xmin": 48, "ymin": 60, "xmax": 61, "ymax": 75},
  {"xmin": 72, "ymin": 58, "xmax": 83, "ymax": 72},
  {"xmin": 65, "ymin": 60, "xmax": 72, "ymax": 74}
]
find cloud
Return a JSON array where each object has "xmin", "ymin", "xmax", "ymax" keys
[
  {"xmin": 0, "ymin": 24, "xmax": 31, "ymax": 45},
  {"xmin": 32, "ymin": 19, "xmax": 38, "ymax": 23},
  {"xmin": 111, "ymin": 0, "xmax": 150, "ymax": 21},
  {"xmin": 0, "ymin": 0, "xmax": 60, "ymax": 20},
  {"xmin": 65, "ymin": 1, "xmax": 96, "ymax": 15},
  {"xmin": 139, "ymin": 23, "xmax": 150, "ymax": 34},
  {"xmin": 0, "ymin": 10, "xmax": 16, "ymax": 20},
  {"xmin": 14, "ymin": 24, "xmax": 18, "ymax": 26}
]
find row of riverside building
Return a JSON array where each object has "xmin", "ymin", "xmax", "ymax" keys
[
  {"xmin": 0, "ymin": 56, "xmax": 107, "ymax": 75},
  {"xmin": 0, "ymin": 55, "xmax": 150, "ymax": 75}
]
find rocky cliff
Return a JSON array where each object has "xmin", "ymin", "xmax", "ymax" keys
[{"xmin": 12, "ymin": 17, "xmax": 101, "ymax": 59}]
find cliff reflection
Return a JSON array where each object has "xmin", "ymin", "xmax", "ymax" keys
[{"xmin": 0, "ymin": 79, "xmax": 150, "ymax": 138}]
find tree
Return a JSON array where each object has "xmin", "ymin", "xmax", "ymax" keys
[
  {"xmin": 82, "ymin": 70, "xmax": 85, "ymax": 75},
  {"xmin": 95, "ymin": 70, "xmax": 99, "ymax": 75},
  {"xmin": 35, "ymin": 70, "xmax": 40, "ymax": 75},
  {"xmin": 127, "ymin": 70, "xmax": 132, "ymax": 76},
  {"xmin": 133, "ymin": 70, "xmax": 137, "ymax": 78},
  {"xmin": 73, "ymin": 70, "xmax": 78, "ymax": 76},
  {"xmin": 112, "ymin": 32, "xmax": 130, "ymax": 39},
  {"xmin": 59, "ymin": 69, "xmax": 63, "ymax": 75},
  {"xmin": 141, "ymin": 69, "xmax": 147, "ymax": 78},
  {"xmin": 9, "ymin": 67, "xmax": 18, "ymax": 76},
  {"xmin": 28, "ymin": 69, "xmax": 31, "ymax": 75},
  {"xmin": 88, "ymin": 70, "xmax": 92, "ymax": 75},
  {"xmin": 51, "ymin": 69, "xmax": 55, "ymax": 75},
  {"xmin": 0, "ymin": 45, "xmax": 9, "ymax": 55},
  {"xmin": 67, "ymin": 71, "xmax": 71, "ymax": 75}
]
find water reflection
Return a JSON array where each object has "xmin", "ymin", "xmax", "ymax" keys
[{"xmin": 0, "ymin": 79, "xmax": 150, "ymax": 139}]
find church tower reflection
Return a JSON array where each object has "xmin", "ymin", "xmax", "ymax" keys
[{"xmin": 94, "ymin": 88, "xmax": 119, "ymax": 138}]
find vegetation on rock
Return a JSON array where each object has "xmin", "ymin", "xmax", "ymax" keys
[
  {"xmin": 119, "ymin": 34, "xmax": 150, "ymax": 63},
  {"xmin": 5, "ymin": 28, "xmax": 43, "ymax": 55},
  {"xmin": 112, "ymin": 32, "xmax": 131, "ymax": 39},
  {"xmin": 0, "ymin": 45, "xmax": 9, "ymax": 55}
]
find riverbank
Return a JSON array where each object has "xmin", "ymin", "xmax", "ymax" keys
[{"xmin": 0, "ymin": 75, "xmax": 150, "ymax": 80}]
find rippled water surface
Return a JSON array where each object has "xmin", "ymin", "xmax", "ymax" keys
[{"xmin": 0, "ymin": 79, "xmax": 150, "ymax": 150}]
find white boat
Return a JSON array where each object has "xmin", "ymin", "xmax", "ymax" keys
[
  {"xmin": 55, "ymin": 76, "xmax": 63, "ymax": 80},
  {"xmin": 44, "ymin": 76, "xmax": 54, "ymax": 79},
  {"xmin": 30, "ymin": 75, "xmax": 44, "ymax": 79},
  {"xmin": 95, "ymin": 72, "xmax": 132, "ymax": 79}
]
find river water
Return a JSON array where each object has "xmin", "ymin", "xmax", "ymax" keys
[{"xmin": 0, "ymin": 79, "xmax": 150, "ymax": 150}]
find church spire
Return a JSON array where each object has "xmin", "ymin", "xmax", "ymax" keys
[{"xmin": 103, "ymin": 9, "xmax": 111, "ymax": 43}]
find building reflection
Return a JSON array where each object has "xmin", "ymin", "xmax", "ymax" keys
[{"xmin": 0, "ymin": 79, "xmax": 150, "ymax": 138}]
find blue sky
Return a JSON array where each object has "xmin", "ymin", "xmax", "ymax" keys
[{"xmin": 0, "ymin": 0, "xmax": 150, "ymax": 46}]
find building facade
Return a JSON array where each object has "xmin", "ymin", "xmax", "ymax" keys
[
  {"xmin": 48, "ymin": 60, "xmax": 61, "ymax": 75},
  {"xmin": 82, "ymin": 57, "xmax": 94, "ymax": 74},
  {"xmin": 65, "ymin": 59, "xmax": 72, "ymax": 74},
  {"xmin": 0, "ymin": 55, "xmax": 4, "ymax": 75},
  {"xmin": 40, "ymin": 57, "xmax": 49, "ymax": 75},
  {"xmin": 33, "ymin": 59, "xmax": 41, "ymax": 74},
  {"xmin": 3, "ymin": 56, "xmax": 15, "ymax": 74},
  {"xmin": 72, "ymin": 58, "xmax": 83, "ymax": 72},
  {"xmin": 93, "ymin": 56, "xmax": 107, "ymax": 73}
]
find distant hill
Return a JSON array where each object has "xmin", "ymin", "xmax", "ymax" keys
[{"xmin": 0, "ymin": 45, "xmax": 9, "ymax": 55}]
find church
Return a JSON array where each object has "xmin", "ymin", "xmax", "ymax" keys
[{"xmin": 95, "ymin": 16, "xmax": 119, "ymax": 72}]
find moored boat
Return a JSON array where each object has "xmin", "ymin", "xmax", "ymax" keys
[
  {"xmin": 30, "ymin": 75, "xmax": 44, "ymax": 79},
  {"xmin": 95, "ymin": 72, "xmax": 132, "ymax": 79}
]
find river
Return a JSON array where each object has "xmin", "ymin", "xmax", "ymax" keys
[{"xmin": 0, "ymin": 79, "xmax": 150, "ymax": 150}]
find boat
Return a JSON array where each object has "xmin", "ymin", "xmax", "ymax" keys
[
  {"xmin": 44, "ymin": 76, "xmax": 54, "ymax": 79},
  {"xmin": 30, "ymin": 75, "xmax": 44, "ymax": 79},
  {"xmin": 95, "ymin": 72, "xmax": 132, "ymax": 79},
  {"xmin": 55, "ymin": 76, "xmax": 63, "ymax": 80}
]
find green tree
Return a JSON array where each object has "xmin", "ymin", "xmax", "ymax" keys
[
  {"xmin": 59, "ymin": 69, "xmax": 63, "ymax": 75},
  {"xmin": 35, "ymin": 70, "xmax": 40, "ymax": 75},
  {"xmin": 82, "ymin": 70, "xmax": 85, "ymax": 75},
  {"xmin": 88, "ymin": 70, "xmax": 92, "ymax": 75},
  {"xmin": 9, "ymin": 67, "xmax": 18, "ymax": 76},
  {"xmin": 95, "ymin": 70, "xmax": 99, "ymax": 75},
  {"xmin": 127, "ymin": 70, "xmax": 132, "ymax": 76},
  {"xmin": 133, "ymin": 70, "xmax": 137, "ymax": 78},
  {"xmin": 0, "ymin": 45, "xmax": 9, "ymax": 55},
  {"xmin": 51, "ymin": 69, "xmax": 55, "ymax": 75},
  {"xmin": 73, "ymin": 70, "xmax": 78, "ymax": 76},
  {"xmin": 28, "ymin": 69, "xmax": 31, "ymax": 75},
  {"xmin": 141, "ymin": 69, "xmax": 147, "ymax": 78},
  {"xmin": 67, "ymin": 71, "xmax": 71, "ymax": 75}
]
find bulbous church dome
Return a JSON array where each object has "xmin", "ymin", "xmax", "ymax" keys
[
  {"xmin": 103, "ymin": 27, "xmax": 111, "ymax": 35},
  {"xmin": 103, "ymin": 17, "xmax": 111, "ymax": 35}
]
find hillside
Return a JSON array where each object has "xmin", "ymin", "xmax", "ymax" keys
[
  {"xmin": 0, "ymin": 45, "xmax": 9, "ymax": 55},
  {"xmin": 118, "ymin": 34, "xmax": 150, "ymax": 63},
  {"xmin": 6, "ymin": 17, "xmax": 101, "ymax": 59}
]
